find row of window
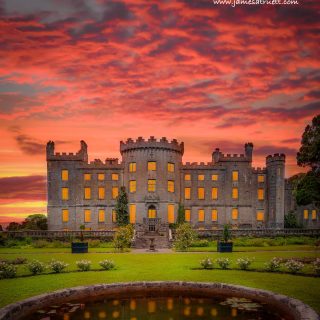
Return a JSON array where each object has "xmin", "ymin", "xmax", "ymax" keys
[
  {"xmin": 303, "ymin": 209, "xmax": 317, "ymax": 220},
  {"xmin": 184, "ymin": 172, "xmax": 264, "ymax": 182},
  {"xmin": 61, "ymin": 187, "xmax": 119, "ymax": 200},
  {"xmin": 130, "ymin": 162, "xmax": 175, "ymax": 172},
  {"xmin": 61, "ymin": 170, "xmax": 119, "ymax": 182}
]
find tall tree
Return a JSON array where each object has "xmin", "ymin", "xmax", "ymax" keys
[
  {"xmin": 6, "ymin": 222, "xmax": 21, "ymax": 231},
  {"xmin": 115, "ymin": 186, "xmax": 129, "ymax": 226},
  {"xmin": 21, "ymin": 214, "xmax": 47, "ymax": 230},
  {"xmin": 176, "ymin": 203, "xmax": 185, "ymax": 225}
]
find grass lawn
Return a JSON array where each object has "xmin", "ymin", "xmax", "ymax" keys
[{"xmin": 0, "ymin": 247, "xmax": 320, "ymax": 313}]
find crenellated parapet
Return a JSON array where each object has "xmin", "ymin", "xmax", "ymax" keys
[
  {"xmin": 120, "ymin": 136, "xmax": 184, "ymax": 155},
  {"xmin": 46, "ymin": 140, "xmax": 88, "ymax": 162},
  {"xmin": 79, "ymin": 158, "xmax": 123, "ymax": 169},
  {"xmin": 266, "ymin": 153, "xmax": 286, "ymax": 164},
  {"xmin": 212, "ymin": 143, "xmax": 253, "ymax": 163},
  {"xmin": 183, "ymin": 162, "xmax": 214, "ymax": 169},
  {"xmin": 252, "ymin": 167, "xmax": 266, "ymax": 174}
]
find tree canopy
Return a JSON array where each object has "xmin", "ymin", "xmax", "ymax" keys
[
  {"xmin": 115, "ymin": 186, "xmax": 129, "ymax": 226},
  {"xmin": 6, "ymin": 214, "xmax": 47, "ymax": 231}
]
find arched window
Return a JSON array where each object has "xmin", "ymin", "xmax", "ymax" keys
[{"xmin": 148, "ymin": 205, "xmax": 156, "ymax": 218}]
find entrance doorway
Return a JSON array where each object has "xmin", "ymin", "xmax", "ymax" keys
[{"xmin": 148, "ymin": 205, "xmax": 157, "ymax": 218}]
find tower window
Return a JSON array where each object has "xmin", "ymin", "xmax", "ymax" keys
[
  {"xmin": 61, "ymin": 169, "xmax": 68, "ymax": 181},
  {"xmin": 232, "ymin": 171, "xmax": 238, "ymax": 181},
  {"xmin": 232, "ymin": 208, "xmax": 238, "ymax": 220},
  {"xmin": 304, "ymin": 209, "xmax": 309, "ymax": 220},
  {"xmin": 258, "ymin": 188, "xmax": 264, "ymax": 200},
  {"xmin": 185, "ymin": 174, "xmax": 191, "ymax": 181},
  {"xmin": 112, "ymin": 187, "xmax": 119, "ymax": 199},
  {"xmin": 62, "ymin": 187, "xmax": 69, "ymax": 200},
  {"xmin": 198, "ymin": 209, "xmax": 205, "ymax": 222},
  {"xmin": 211, "ymin": 209, "xmax": 218, "ymax": 222},
  {"xmin": 129, "ymin": 180, "xmax": 136, "ymax": 193},
  {"xmin": 185, "ymin": 209, "xmax": 191, "ymax": 222},
  {"xmin": 84, "ymin": 173, "xmax": 91, "ymax": 181},
  {"xmin": 168, "ymin": 162, "xmax": 175, "ymax": 172},
  {"xmin": 232, "ymin": 187, "xmax": 238, "ymax": 200},
  {"xmin": 129, "ymin": 162, "xmax": 136, "ymax": 172},
  {"xmin": 112, "ymin": 173, "xmax": 119, "ymax": 181},
  {"xmin": 98, "ymin": 187, "xmax": 105, "ymax": 200},
  {"xmin": 185, "ymin": 187, "xmax": 191, "ymax": 200},
  {"xmin": 198, "ymin": 174, "xmax": 205, "ymax": 181},
  {"xmin": 148, "ymin": 161, "xmax": 156, "ymax": 171},
  {"xmin": 84, "ymin": 187, "xmax": 91, "ymax": 200},
  {"xmin": 312, "ymin": 210, "xmax": 317, "ymax": 220},
  {"xmin": 211, "ymin": 174, "xmax": 218, "ymax": 181},
  {"xmin": 62, "ymin": 209, "xmax": 69, "ymax": 222},
  {"xmin": 98, "ymin": 173, "xmax": 105, "ymax": 181},
  {"xmin": 258, "ymin": 175, "xmax": 264, "ymax": 183},
  {"xmin": 98, "ymin": 209, "xmax": 105, "ymax": 222},
  {"xmin": 198, "ymin": 187, "xmax": 205, "ymax": 200},
  {"xmin": 257, "ymin": 211, "xmax": 264, "ymax": 221},
  {"xmin": 211, "ymin": 187, "xmax": 218, "ymax": 200},
  {"xmin": 84, "ymin": 209, "xmax": 91, "ymax": 222},
  {"xmin": 168, "ymin": 180, "xmax": 175, "ymax": 193}
]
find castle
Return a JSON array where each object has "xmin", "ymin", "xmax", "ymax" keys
[{"xmin": 46, "ymin": 137, "xmax": 288, "ymax": 231}]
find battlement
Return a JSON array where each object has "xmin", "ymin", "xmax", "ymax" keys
[
  {"xmin": 266, "ymin": 153, "xmax": 286, "ymax": 164},
  {"xmin": 46, "ymin": 140, "xmax": 88, "ymax": 162},
  {"xmin": 120, "ymin": 136, "xmax": 184, "ymax": 155},
  {"xmin": 253, "ymin": 167, "xmax": 266, "ymax": 174},
  {"xmin": 212, "ymin": 143, "xmax": 253, "ymax": 164},
  {"xmin": 80, "ymin": 158, "xmax": 123, "ymax": 169}
]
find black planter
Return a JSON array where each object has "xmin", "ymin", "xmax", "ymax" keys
[
  {"xmin": 71, "ymin": 242, "xmax": 88, "ymax": 253},
  {"xmin": 217, "ymin": 241, "xmax": 233, "ymax": 252}
]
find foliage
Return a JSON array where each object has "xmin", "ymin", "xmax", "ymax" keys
[
  {"xmin": 264, "ymin": 257, "xmax": 282, "ymax": 272},
  {"xmin": 284, "ymin": 211, "xmax": 301, "ymax": 229},
  {"xmin": 313, "ymin": 258, "xmax": 320, "ymax": 275},
  {"xmin": 49, "ymin": 259, "xmax": 69, "ymax": 273},
  {"xmin": 0, "ymin": 262, "xmax": 17, "ymax": 279},
  {"xmin": 76, "ymin": 260, "xmax": 91, "ymax": 271},
  {"xmin": 6, "ymin": 222, "xmax": 21, "ymax": 231},
  {"xmin": 113, "ymin": 224, "xmax": 134, "ymax": 252},
  {"xmin": 176, "ymin": 203, "xmax": 185, "ymax": 225},
  {"xmin": 27, "ymin": 260, "xmax": 46, "ymax": 275},
  {"xmin": 200, "ymin": 257, "xmax": 213, "ymax": 269},
  {"xmin": 216, "ymin": 258, "xmax": 231, "ymax": 269},
  {"xmin": 9, "ymin": 257, "xmax": 27, "ymax": 265},
  {"xmin": 294, "ymin": 171, "xmax": 320, "ymax": 207},
  {"xmin": 222, "ymin": 224, "xmax": 231, "ymax": 242},
  {"xmin": 33, "ymin": 240, "xmax": 49, "ymax": 248},
  {"xmin": 0, "ymin": 225, "xmax": 2, "ymax": 231},
  {"xmin": 285, "ymin": 259, "xmax": 304, "ymax": 274},
  {"xmin": 236, "ymin": 257, "xmax": 254, "ymax": 270},
  {"xmin": 190, "ymin": 239, "xmax": 209, "ymax": 247},
  {"xmin": 21, "ymin": 214, "xmax": 47, "ymax": 230},
  {"xmin": 115, "ymin": 186, "xmax": 129, "ymax": 226},
  {"xmin": 99, "ymin": 259, "xmax": 115, "ymax": 270},
  {"xmin": 79, "ymin": 224, "xmax": 85, "ymax": 242},
  {"xmin": 174, "ymin": 223, "xmax": 197, "ymax": 251}
]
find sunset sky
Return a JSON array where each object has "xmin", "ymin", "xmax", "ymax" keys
[{"xmin": 0, "ymin": 0, "xmax": 319, "ymax": 226}]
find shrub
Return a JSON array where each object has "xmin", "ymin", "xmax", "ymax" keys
[
  {"xmin": 99, "ymin": 259, "xmax": 115, "ymax": 270},
  {"xmin": 200, "ymin": 257, "xmax": 213, "ymax": 269},
  {"xmin": 264, "ymin": 257, "xmax": 282, "ymax": 272},
  {"xmin": 191, "ymin": 239, "xmax": 209, "ymax": 247},
  {"xmin": 0, "ymin": 262, "xmax": 17, "ymax": 279},
  {"xmin": 27, "ymin": 260, "xmax": 46, "ymax": 275},
  {"xmin": 88, "ymin": 239, "xmax": 101, "ymax": 248},
  {"xmin": 76, "ymin": 260, "xmax": 91, "ymax": 271},
  {"xmin": 216, "ymin": 258, "xmax": 231, "ymax": 269},
  {"xmin": 113, "ymin": 225, "xmax": 134, "ymax": 252},
  {"xmin": 49, "ymin": 259, "xmax": 69, "ymax": 273},
  {"xmin": 285, "ymin": 259, "xmax": 304, "ymax": 274},
  {"xmin": 174, "ymin": 223, "xmax": 197, "ymax": 251},
  {"xmin": 313, "ymin": 258, "xmax": 320, "ymax": 275},
  {"xmin": 32, "ymin": 240, "xmax": 49, "ymax": 248},
  {"xmin": 236, "ymin": 257, "xmax": 254, "ymax": 270},
  {"xmin": 10, "ymin": 257, "xmax": 27, "ymax": 265}
]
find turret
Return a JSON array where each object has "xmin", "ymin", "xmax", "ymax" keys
[
  {"xmin": 245, "ymin": 142, "xmax": 253, "ymax": 161},
  {"xmin": 212, "ymin": 148, "xmax": 221, "ymax": 164}
]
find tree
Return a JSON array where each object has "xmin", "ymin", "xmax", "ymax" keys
[
  {"xmin": 6, "ymin": 222, "xmax": 21, "ymax": 231},
  {"xmin": 113, "ymin": 225, "xmax": 134, "ymax": 252},
  {"xmin": 284, "ymin": 211, "xmax": 301, "ymax": 228},
  {"xmin": 21, "ymin": 214, "xmax": 47, "ymax": 230},
  {"xmin": 295, "ymin": 171, "xmax": 320, "ymax": 207},
  {"xmin": 174, "ymin": 223, "xmax": 197, "ymax": 251},
  {"xmin": 115, "ymin": 186, "xmax": 129, "ymax": 226},
  {"xmin": 176, "ymin": 203, "xmax": 185, "ymax": 225},
  {"xmin": 0, "ymin": 225, "xmax": 3, "ymax": 231}
]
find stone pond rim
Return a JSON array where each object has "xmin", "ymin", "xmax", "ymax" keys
[{"xmin": 0, "ymin": 281, "xmax": 318, "ymax": 320}]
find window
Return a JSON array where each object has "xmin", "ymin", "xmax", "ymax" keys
[
  {"xmin": 62, "ymin": 187, "xmax": 69, "ymax": 200},
  {"xmin": 168, "ymin": 180, "xmax": 175, "ymax": 193},
  {"xmin": 129, "ymin": 180, "xmax": 136, "ymax": 193},
  {"xmin": 84, "ymin": 173, "xmax": 91, "ymax": 181},
  {"xmin": 212, "ymin": 174, "xmax": 218, "ymax": 181},
  {"xmin": 198, "ymin": 187, "xmax": 205, "ymax": 200},
  {"xmin": 129, "ymin": 162, "xmax": 136, "ymax": 172},
  {"xmin": 112, "ymin": 173, "xmax": 119, "ymax": 181},
  {"xmin": 185, "ymin": 209, "xmax": 191, "ymax": 222},
  {"xmin": 148, "ymin": 161, "xmax": 156, "ymax": 171},
  {"xmin": 148, "ymin": 206, "xmax": 156, "ymax": 218},
  {"xmin": 232, "ymin": 171, "xmax": 238, "ymax": 181},
  {"xmin": 167, "ymin": 204, "xmax": 175, "ymax": 223},
  {"xmin": 98, "ymin": 209, "xmax": 105, "ymax": 222},
  {"xmin": 198, "ymin": 174, "xmax": 205, "ymax": 181},
  {"xmin": 304, "ymin": 209, "xmax": 309, "ymax": 220},
  {"xmin": 185, "ymin": 174, "xmax": 191, "ymax": 181},
  {"xmin": 211, "ymin": 187, "xmax": 218, "ymax": 200},
  {"xmin": 112, "ymin": 187, "xmax": 119, "ymax": 199},
  {"xmin": 258, "ymin": 175, "xmax": 264, "ymax": 183},
  {"xmin": 257, "ymin": 211, "xmax": 264, "ymax": 221},
  {"xmin": 198, "ymin": 209, "xmax": 205, "ymax": 222},
  {"xmin": 312, "ymin": 210, "xmax": 317, "ymax": 220},
  {"xmin": 61, "ymin": 169, "xmax": 68, "ymax": 181},
  {"xmin": 98, "ymin": 173, "xmax": 105, "ymax": 181},
  {"xmin": 112, "ymin": 209, "xmax": 117, "ymax": 222},
  {"xmin": 84, "ymin": 187, "xmax": 91, "ymax": 200},
  {"xmin": 148, "ymin": 179, "xmax": 156, "ymax": 192},
  {"xmin": 62, "ymin": 209, "xmax": 69, "ymax": 222},
  {"xmin": 232, "ymin": 208, "xmax": 238, "ymax": 220},
  {"xmin": 129, "ymin": 204, "xmax": 136, "ymax": 223},
  {"xmin": 211, "ymin": 209, "xmax": 218, "ymax": 222},
  {"xmin": 84, "ymin": 209, "xmax": 91, "ymax": 222},
  {"xmin": 258, "ymin": 188, "xmax": 264, "ymax": 200},
  {"xmin": 184, "ymin": 187, "xmax": 191, "ymax": 200},
  {"xmin": 168, "ymin": 162, "xmax": 175, "ymax": 172},
  {"xmin": 232, "ymin": 187, "xmax": 238, "ymax": 200},
  {"xmin": 98, "ymin": 187, "xmax": 105, "ymax": 200}
]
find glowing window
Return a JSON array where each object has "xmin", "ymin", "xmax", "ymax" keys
[
  {"xmin": 98, "ymin": 187, "xmax": 105, "ymax": 200},
  {"xmin": 304, "ymin": 209, "xmax": 309, "ymax": 220},
  {"xmin": 232, "ymin": 187, "xmax": 238, "ymax": 200},
  {"xmin": 84, "ymin": 209, "xmax": 91, "ymax": 222},
  {"xmin": 168, "ymin": 162, "xmax": 175, "ymax": 172},
  {"xmin": 84, "ymin": 173, "xmax": 91, "ymax": 181},
  {"xmin": 211, "ymin": 187, "xmax": 218, "ymax": 200},
  {"xmin": 129, "ymin": 204, "xmax": 136, "ymax": 223},
  {"xmin": 98, "ymin": 209, "xmax": 105, "ymax": 222},
  {"xmin": 257, "ymin": 211, "xmax": 264, "ymax": 221},
  {"xmin": 258, "ymin": 188, "xmax": 264, "ymax": 200},
  {"xmin": 168, "ymin": 180, "xmax": 175, "ymax": 193},
  {"xmin": 98, "ymin": 173, "xmax": 105, "ymax": 181},
  {"xmin": 129, "ymin": 180, "xmax": 136, "ymax": 193},
  {"xmin": 211, "ymin": 209, "xmax": 218, "ymax": 222},
  {"xmin": 211, "ymin": 174, "xmax": 218, "ymax": 181},
  {"xmin": 62, "ymin": 209, "xmax": 69, "ymax": 222},
  {"xmin": 185, "ymin": 174, "xmax": 191, "ymax": 181},
  {"xmin": 185, "ymin": 187, "xmax": 191, "ymax": 200},
  {"xmin": 148, "ymin": 161, "xmax": 156, "ymax": 171},
  {"xmin": 62, "ymin": 187, "xmax": 69, "ymax": 200},
  {"xmin": 129, "ymin": 162, "xmax": 136, "ymax": 172},
  {"xmin": 232, "ymin": 171, "xmax": 238, "ymax": 181},
  {"xmin": 148, "ymin": 207, "xmax": 156, "ymax": 218},
  {"xmin": 112, "ymin": 187, "xmax": 119, "ymax": 199},
  {"xmin": 84, "ymin": 187, "xmax": 91, "ymax": 200},
  {"xmin": 258, "ymin": 175, "xmax": 265, "ymax": 183},
  {"xmin": 312, "ymin": 210, "xmax": 317, "ymax": 220},
  {"xmin": 112, "ymin": 173, "xmax": 119, "ymax": 181},
  {"xmin": 148, "ymin": 179, "xmax": 156, "ymax": 192},
  {"xmin": 112, "ymin": 209, "xmax": 117, "ymax": 223},
  {"xmin": 198, "ymin": 174, "xmax": 205, "ymax": 181},
  {"xmin": 185, "ymin": 209, "xmax": 191, "ymax": 222},
  {"xmin": 198, "ymin": 187, "xmax": 205, "ymax": 200},
  {"xmin": 198, "ymin": 209, "xmax": 205, "ymax": 222},
  {"xmin": 232, "ymin": 208, "xmax": 238, "ymax": 220},
  {"xmin": 61, "ymin": 169, "xmax": 68, "ymax": 181},
  {"xmin": 167, "ymin": 204, "xmax": 175, "ymax": 223}
]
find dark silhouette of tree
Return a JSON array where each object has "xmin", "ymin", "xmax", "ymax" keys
[{"xmin": 115, "ymin": 187, "xmax": 129, "ymax": 226}]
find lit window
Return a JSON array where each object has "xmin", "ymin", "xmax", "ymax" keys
[
  {"xmin": 112, "ymin": 209, "xmax": 117, "ymax": 222},
  {"xmin": 211, "ymin": 209, "xmax": 218, "ymax": 222},
  {"xmin": 258, "ymin": 175, "xmax": 264, "ymax": 183},
  {"xmin": 129, "ymin": 204, "xmax": 136, "ymax": 223},
  {"xmin": 168, "ymin": 180, "xmax": 175, "ymax": 193},
  {"xmin": 185, "ymin": 187, "xmax": 191, "ymax": 200},
  {"xmin": 167, "ymin": 162, "xmax": 175, "ymax": 172},
  {"xmin": 84, "ymin": 173, "xmax": 91, "ymax": 181},
  {"xmin": 61, "ymin": 169, "xmax": 68, "ymax": 181},
  {"xmin": 232, "ymin": 171, "xmax": 238, "ymax": 181},
  {"xmin": 148, "ymin": 161, "xmax": 156, "ymax": 171},
  {"xmin": 98, "ymin": 187, "xmax": 105, "ymax": 200},
  {"xmin": 112, "ymin": 187, "xmax": 119, "ymax": 199},
  {"xmin": 98, "ymin": 209, "xmax": 105, "ymax": 222},
  {"xmin": 148, "ymin": 179, "xmax": 156, "ymax": 192},
  {"xmin": 167, "ymin": 204, "xmax": 175, "ymax": 223},
  {"xmin": 129, "ymin": 162, "xmax": 136, "ymax": 172},
  {"xmin": 84, "ymin": 187, "xmax": 91, "ymax": 200},
  {"xmin": 198, "ymin": 174, "xmax": 205, "ymax": 181},
  {"xmin": 185, "ymin": 174, "xmax": 191, "ymax": 181},
  {"xmin": 148, "ymin": 207, "xmax": 156, "ymax": 218},
  {"xmin": 198, "ymin": 187, "xmax": 205, "ymax": 200},
  {"xmin": 211, "ymin": 187, "xmax": 218, "ymax": 200},
  {"xmin": 62, "ymin": 209, "xmax": 69, "ymax": 222},
  {"xmin": 312, "ymin": 210, "xmax": 317, "ymax": 220},
  {"xmin": 198, "ymin": 209, "xmax": 205, "ymax": 222},
  {"xmin": 212, "ymin": 174, "xmax": 218, "ymax": 181},
  {"xmin": 258, "ymin": 188, "xmax": 264, "ymax": 200},
  {"xmin": 185, "ymin": 209, "xmax": 191, "ymax": 222},
  {"xmin": 129, "ymin": 180, "xmax": 136, "ymax": 193},
  {"xmin": 112, "ymin": 173, "xmax": 119, "ymax": 181},
  {"xmin": 304, "ymin": 209, "xmax": 309, "ymax": 220},
  {"xmin": 232, "ymin": 187, "xmax": 238, "ymax": 200},
  {"xmin": 257, "ymin": 211, "xmax": 264, "ymax": 221},
  {"xmin": 232, "ymin": 208, "xmax": 238, "ymax": 220},
  {"xmin": 98, "ymin": 173, "xmax": 105, "ymax": 181},
  {"xmin": 62, "ymin": 187, "xmax": 69, "ymax": 200},
  {"xmin": 84, "ymin": 209, "xmax": 91, "ymax": 222}
]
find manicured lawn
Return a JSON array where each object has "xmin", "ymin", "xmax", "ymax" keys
[{"xmin": 1, "ymin": 247, "xmax": 320, "ymax": 313}]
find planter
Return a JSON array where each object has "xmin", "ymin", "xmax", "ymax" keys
[
  {"xmin": 217, "ymin": 241, "xmax": 233, "ymax": 252},
  {"xmin": 71, "ymin": 242, "xmax": 88, "ymax": 253}
]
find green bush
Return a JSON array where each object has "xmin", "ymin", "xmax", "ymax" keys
[
  {"xmin": 190, "ymin": 239, "xmax": 209, "ymax": 247},
  {"xmin": 200, "ymin": 257, "xmax": 213, "ymax": 269},
  {"xmin": 313, "ymin": 258, "xmax": 320, "ymax": 275},
  {"xmin": 236, "ymin": 257, "xmax": 254, "ymax": 270},
  {"xmin": 32, "ymin": 240, "xmax": 49, "ymax": 248},
  {"xmin": 285, "ymin": 259, "xmax": 304, "ymax": 274},
  {"xmin": 264, "ymin": 257, "xmax": 282, "ymax": 272},
  {"xmin": 88, "ymin": 239, "xmax": 101, "ymax": 248},
  {"xmin": 99, "ymin": 259, "xmax": 115, "ymax": 270},
  {"xmin": 76, "ymin": 260, "xmax": 91, "ymax": 271},
  {"xmin": 27, "ymin": 260, "xmax": 46, "ymax": 275},
  {"xmin": 113, "ymin": 225, "xmax": 134, "ymax": 252},
  {"xmin": 216, "ymin": 258, "xmax": 231, "ymax": 269},
  {"xmin": 0, "ymin": 262, "xmax": 17, "ymax": 279},
  {"xmin": 174, "ymin": 223, "xmax": 197, "ymax": 251},
  {"xmin": 49, "ymin": 260, "xmax": 69, "ymax": 273}
]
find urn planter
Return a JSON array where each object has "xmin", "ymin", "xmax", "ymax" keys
[
  {"xmin": 71, "ymin": 242, "xmax": 88, "ymax": 253},
  {"xmin": 217, "ymin": 241, "xmax": 233, "ymax": 252}
]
